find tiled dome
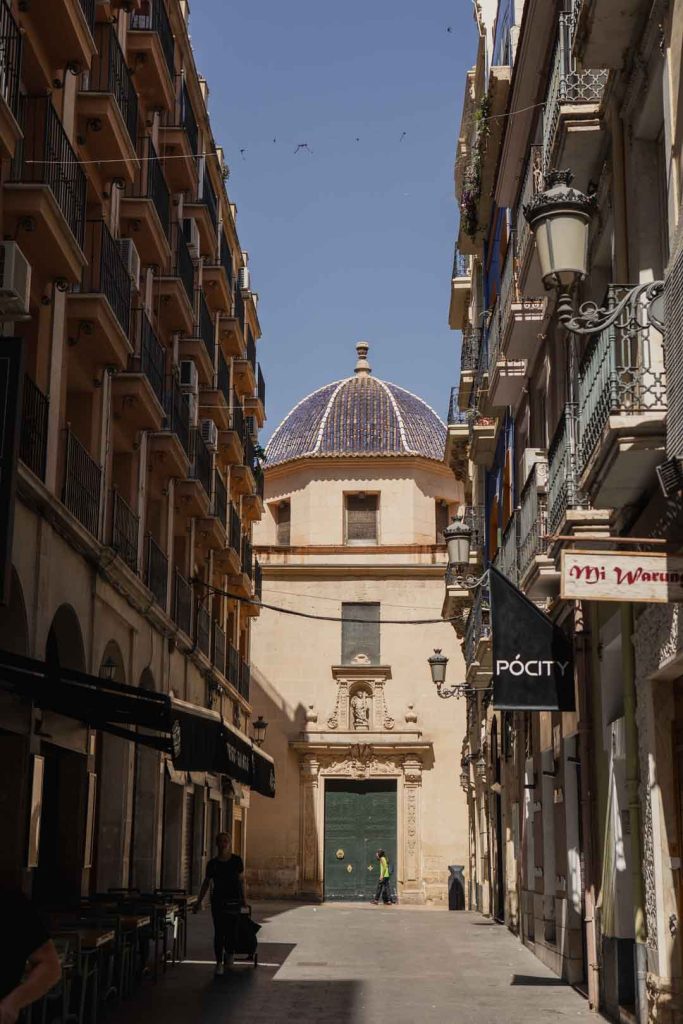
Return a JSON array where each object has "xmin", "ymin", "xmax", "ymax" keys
[{"xmin": 266, "ymin": 343, "xmax": 446, "ymax": 468}]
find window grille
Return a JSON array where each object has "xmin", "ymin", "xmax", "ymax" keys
[
  {"xmin": 345, "ymin": 494, "xmax": 378, "ymax": 543},
  {"xmin": 341, "ymin": 603, "xmax": 380, "ymax": 665}
]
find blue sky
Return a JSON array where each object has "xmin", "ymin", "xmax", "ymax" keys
[{"xmin": 190, "ymin": 1, "xmax": 476, "ymax": 438}]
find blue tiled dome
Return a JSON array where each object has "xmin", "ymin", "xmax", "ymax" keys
[{"xmin": 266, "ymin": 343, "xmax": 446, "ymax": 467}]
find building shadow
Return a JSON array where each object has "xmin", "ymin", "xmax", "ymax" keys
[{"xmin": 510, "ymin": 974, "xmax": 568, "ymax": 986}]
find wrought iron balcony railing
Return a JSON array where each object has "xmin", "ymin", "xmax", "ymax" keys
[
  {"xmin": 20, "ymin": 375, "xmax": 48, "ymax": 481},
  {"xmin": 220, "ymin": 234, "xmax": 233, "ymax": 287},
  {"xmin": 111, "ymin": 489, "xmax": 139, "ymax": 572},
  {"xmin": 242, "ymin": 536, "xmax": 253, "ymax": 580},
  {"xmin": 88, "ymin": 23, "xmax": 138, "ymax": 145},
  {"xmin": 201, "ymin": 164, "xmax": 218, "ymax": 234},
  {"xmin": 212, "ymin": 621, "xmax": 226, "ymax": 676},
  {"xmin": 487, "ymin": 299, "xmax": 502, "ymax": 373},
  {"xmin": 128, "ymin": 135, "xmax": 170, "ymax": 239},
  {"xmin": 577, "ymin": 285, "xmax": 668, "ymax": 477},
  {"xmin": 136, "ymin": 308, "xmax": 166, "ymax": 408},
  {"xmin": 239, "ymin": 658, "xmax": 250, "ymax": 701},
  {"xmin": 518, "ymin": 463, "xmax": 548, "ymax": 581},
  {"xmin": 196, "ymin": 604, "xmax": 210, "ymax": 658},
  {"xmin": 493, "ymin": 513, "xmax": 519, "ymax": 587},
  {"xmin": 79, "ymin": 0, "xmax": 95, "ymax": 32},
  {"xmin": 462, "ymin": 504, "xmax": 486, "ymax": 554},
  {"xmin": 190, "ymin": 426, "xmax": 212, "ymax": 499},
  {"xmin": 452, "ymin": 246, "xmax": 470, "ymax": 279},
  {"xmin": 461, "ymin": 328, "xmax": 480, "ymax": 374},
  {"xmin": 198, "ymin": 290, "xmax": 216, "ymax": 364},
  {"xmin": 63, "ymin": 428, "xmax": 101, "ymax": 537},
  {"xmin": 514, "ymin": 145, "xmax": 544, "ymax": 273},
  {"xmin": 447, "ymin": 388, "xmax": 469, "ymax": 425},
  {"xmin": 212, "ymin": 469, "xmax": 228, "ymax": 529},
  {"xmin": 146, "ymin": 534, "xmax": 168, "ymax": 608},
  {"xmin": 231, "ymin": 394, "xmax": 245, "ymax": 439},
  {"xmin": 177, "ymin": 79, "xmax": 198, "ymax": 158},
  {"xmin": 257, "ymin": 363, "xmax": 266, "ymax": 408},
  {"xmin": 164, "ymin": 376, "xmax": 191, "ymax": 456},
  {"xmin": 229, "ymin": 504, "xmax": 241, "ymax": 555},
  {"xmin": 0, "ymin": 1, "xmax": 22, "ymax": 120},
  {"xmin": 173, "ymin": 567, "xmax": 192, "ymax": 636},
  {"xmin": 80, "ymin": 220, "xmax": 132, "ymax": 337},
  {"xmin": 174, "ymin": 223, "xmax": 195, "ymax": 304},
  {"xmin": 227, "ymin": 643, "xmax": 240, "ymax": 691},
  {"xmin": 246, "ymin": 327, "xmax": 256, "ymax": 371},
  {"xmin": 471, "ymin": 330, "xmax": 489, "ymax": 411},
  {"xmin": 217, "ymin": 351, "xmax": 230, "ymax": 400},
  {"xmin": 234, "ymin": 286, "xmax": 245, "ymax": 332},
  {"xmin": 542, "ymin": 7, "xmax": 607, "ymax": 170},
  {"xmin": 12, "ymin": 96, "xmax": 86, "ymax": 248},
  {"xmin": 464, "ymin": 586, "xmax": 491, "ymax": 668},
  {"xmin": 254, "ymin": 558, "xmax": 262, "ymax": 600},
  {"xmin": 548, "ymin": 404, "xmax": 586, "ymax": 537},
  {"xmin": 130, "ymin": 0, "xmax": 175, "ymax": 81}
]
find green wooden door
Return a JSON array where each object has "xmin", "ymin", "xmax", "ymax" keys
[{"xmin": 324, "ymin": 780, "xmax": 397, "ymax": 901}]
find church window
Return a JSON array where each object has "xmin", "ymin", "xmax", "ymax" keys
[
  {"xmin": 275, "ymin": 500, "xmax": 291, "ymax": 546},
  {"xmin": 341, "ymin": 603, "xmax": 380, "ymax": 665},
  {"xmin": 345, "ymin": 493, "xmax": 378, "ymax": 544},
  {"xmin": 435, "ymin": 500, "xmax": 450, "ymax": 543}
]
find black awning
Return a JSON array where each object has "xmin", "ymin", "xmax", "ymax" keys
[
  {"xmin": 490, "ymin": 566, "xmax": 575, "ymax": 711},
  {"xmin": 0, "ymin": 649, "xmax": 276, "ymax": 793}
]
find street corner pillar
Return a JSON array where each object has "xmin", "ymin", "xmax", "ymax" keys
[{"xmin": 400, "ymin": 756, "xmax": 424, "ymax": 904}]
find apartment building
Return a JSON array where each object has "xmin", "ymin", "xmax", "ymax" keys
[
  {"xmin": 444, "ymin": 1, "xmax": 683, "ymax": 1021},
  {"xmin": 0, "ymin": 0, "xmax": 274, "ymax": 904}
]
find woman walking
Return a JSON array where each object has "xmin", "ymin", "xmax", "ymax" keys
[
  {"xmin": 371, "ymin": 849, "xmax": 392, "ymax": 905},
  {"xmin": 195, "ymin": 833, "xmax": 246, "ymax": 974}
]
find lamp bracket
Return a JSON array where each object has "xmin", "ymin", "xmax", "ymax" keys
[
  {"xmin": 558, "ymin": 280, "xmax": 665, "ymax": 336},
  {"xmin": 435, "ymin": 682, "xmax": 475, "ymax": 700}
]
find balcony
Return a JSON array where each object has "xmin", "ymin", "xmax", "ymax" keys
[
  {"xmin": 542, "ymin": 8, "xmax": 608, "ymax": 190},
  {"xmin": 121, "ymin": 136, "xmax": 171, "ymax": 267},
  {"xmin": 77, "ymin": 23, "xmax": 139, "ymax": 184},
  {"xmin": 457, "ymin": 328, "xmax": 480, "ymax": 410},
  {"xmin": 464, "ymin": 587, "xmax": 492, "ymax": 683},
  {"xmin": 493, "ymin": 514, "xmax": 519, "ymax": 588},
  {"xmin": 499, "ymin": 230, "xmax": 547, "ymax": 363},
  {"xmin": 448, "ymin": 247, "xmax": 471, "ymax": 331},
  {"xmin": 62, "ymin": 428, "xmax": 101, "ymax": 537},
  {"xmin": 149, "ymin": 377, "xmax": 191, "ymax": 479},
  {"xmin": 185, "ymin": 164, "xmax": 219, "ymax": 258},
  {"xmin": 243, "ymin": 456, "xmax": 265, "ymax": 521},
  {"xmin": 245, "ymin": 364, "xmax": 266, "ymax": 428},
  {"xmin": 469, "ymin": 416, "xmax": 498, "ymax": 469},
  {"xmin": 112, "ymin": 310, "xmax": 166, "ymax": 436},
  {"xmin": 203, "ymin": 234, "xmax": 233, "ymax": 315},
  {"xmin": 518, "ymin": 461, "xmax": 558, "ymax": 598},
  {"xmin": 0, "ymin": 2, "xmax": 22, "ymax": 159},
  {"xmin": 217, "ymin": 395, "xmax": 245, "ymax": 469},
  {"xmin": 158, "ymin": 80, "xmax": 198, "ymax": 192},
  {"xmin": 515, "ymin": 145, "xmax": 545, "ymax": 296},
  {"xmin": 219, "ymin": 287, "xmax": 247, "ymax": 359},
  {"xmin": 180, "ymin": 291, "xmax": 216, "ymax": 386},
  {"xmin": 128, "ymin": 0, "xmax": 175, "ymax": 112},
  {"xmin": 231, "ymin": 431, "xmax": 257, "ymax": 498},
  {"xmin": 111, "ymin": 489, "xmax": 139, "ymax": 573},
  {"xmin": 444, "ymin": 400, "xmax": 469, "ymax": 481},
  {"xmin": 7, "ymin": 96, "xmax": 86, "ymax": 283},
  {"xmin": 197, "ymin": 469, "xmax": 230, "ymax": 553},
  {"xmin": 199, "ymin": 350, "xmax": 230, "ymax": 430},
  {"xmin": 577, "ymin": 286, "xmax": 667, "ymax": 507},
  {"xmin": 254, "ymin": 559, "xmax": 263, "ymax": 601},
  {"xmin": 20, "ymin": 376, "xmax": 48, "ymax": 482},
  {"xmin": 214, "ymin": 503, "xmax": 242, "ymax": 576},
  {"xmin": 574, "ymin": 0, "xmax": 641, "ymax": 70},
  {"xmin": 19, "ymin": 0, "xmax": 95, "ymax": 92},
  {"xmin": 154, "ymin": 224, "xmax": 194, "ymax": 336},
  {"xmin": 176, "ymin": 427, "xmax": 212, "ymax": 517},
  {"xmin": 146, "ymin": 534, "xmax": 168, "ymax": 610},
  {"xmin": 212, "ymin": 621, "xmax": 226, "ymax": 677},
  {"xmin": 487, "ymin": 292, "xmax": 526, "ymax": 411},
  {"xmin": 233, "ymin": 326, "xmax": 257, "ymax": 397},
  {"xmin": 196, "ymin": 605, "xmax": 211, "ymax": 659},
  {"xmin": 226, "ymin": 644, "xmax": 250, "ymax": 701},
  {"xmin": 172, "ymin": 567, "xmax": 192, "ymax": 637},
  {"xmin": 67, "ymin": 220, "xmax": 133, "ymax": 372}
]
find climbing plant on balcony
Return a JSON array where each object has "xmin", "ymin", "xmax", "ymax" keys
[{"xmin": 460, "ymin": 92, "xmax": 492, "ymax": 239}]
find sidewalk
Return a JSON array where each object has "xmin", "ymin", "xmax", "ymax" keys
[{"xmin": 111, "ymin": 901, "xmax": 594, "ymax": 1024}]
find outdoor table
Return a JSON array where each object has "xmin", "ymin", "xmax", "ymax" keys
[{"xmin": 49, "ymin": 925, "xmax": 114, "ymax": 1024}]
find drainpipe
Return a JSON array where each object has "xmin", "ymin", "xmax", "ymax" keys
[
  {"xmin": 621, "ymin": 603, "xmax": 648, "ymax": 1023},
  {"xmin": 575, "ymin": 603, "xmax": 600, "ymax": 1009}
]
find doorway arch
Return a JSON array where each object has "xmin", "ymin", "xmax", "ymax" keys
[
  {"xmin": 45, "ymin": 604, "xmax": 86, "ymax": 672},
  {"xmin": 0, "ymin": 567, "xmax": 29, "ymax": 655}
]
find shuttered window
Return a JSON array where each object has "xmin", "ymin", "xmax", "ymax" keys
[
  {"xmin": 276, "ymin": 501, "xmax": 291, "ymax": 546},
  {"xmin": 341, "ymin": 603, "xmax": 380, "ymax": 665},
  {"xmin": 345, "ymin": 494, "xmax": 378, "ymax": 544},
  {"xmin": 435, "ymin": 501, "xmax": 450, "ymax": 543}
]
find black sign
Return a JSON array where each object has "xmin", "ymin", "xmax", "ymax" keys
[
  {"xmin": 0, "ymin": 339, "xmax": 24, "ymax": 606},
  {"xmin": 251, "ymin": 747, "xmax": 276, "ymax": 799},
  {"xmin": 490, "ymin": 566, "xmax": 575, "ymax": 711}
]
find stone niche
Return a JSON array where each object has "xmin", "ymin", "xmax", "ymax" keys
[{"xmin": 326, "ymin": 663, "xmax": 395, "ymax": 733}]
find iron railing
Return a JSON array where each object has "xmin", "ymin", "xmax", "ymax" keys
[
  {"xmin": 257, "ymin": 364, "xmax": 266, "ymax": 408},
  {"xmin": 239, "ymin": 658, "xmax": 250, "ymax": 701},
  {"xmin": 80, "ymin": 220, "xmax": 132, "ymax": 337},
  {"xmin": 254, "ymin": 558, "xmax": 262, "ymax": 600},
  {"xmin": 79, "ymin": 0, "xmax": 96, "ymax": 33},
  {"xmin": 212, "ymin": 621, "xmax": 226, "ymax": 675},
  {"xmin": 242, "ymin": 536, "xmax": 253, "ymax": 579},
  {"xmin": 231, "ymin": 394, "xmax": 244, "ymax": 439},
  {"xmin": 173, "ymin": 567, "xmax": 192, "ymax": 636},
  {"xmin": 201, "ymin": 163, "xmax": 218, "ymax": 234},
  {"xmin": 220, "ymin": 233, "xmax": 233, "ymax": 287},
  {"xmin": 212, "ymin": 469, "xmax": 228, "ymax": 528},
  {"xmin": 487, "ymin": 299, "xmax": 502, "ymax": 372},
  {"xmin": 494, "ymin": 513, "xmax": 519, "ymax": 587},
  {"xmin": 196, "ymin": 605, "xmax": 210, "ymax": 658},
  {"xmin": 229, "ymin": 504, "xmax": 241, "ymax": 554},
  {"xmin": 164, "ymin": 376, "xmax": 191, "ymax": 456},
  {"xmin": 462, "ymin": 504, "xmax": 486, "ymax": 554},
  {"xmin": 234, "ymin": 286, "xmax": 245, "ymax": 333},
  {"xmin": 518, "ymin": 463, "xmax": 548, "ymax": 581},
  {"xmin": 542, "ymin": 7, "xmax": 607, "ymax": 170},
  {"xmin": 88, "ymin": 23, "xmax": 138, "ymax": 144},
  {"xmin": 128, "ymin": 135, "xmax": 170, "ymax": 239},
  {"xmin": 245, "ymin": 328, "xmax": 256, "ymax": 371},
  {"xmin": 464, "ymin": 586, "xmax": 491, "ymax": 669},
  {"xmin": 63, "ymin": 428, "xmax": 101, "ymax": 537},
  {"xmin": 136, "ymin": 308, "xmax": 166, "ymax": 408},
  {"xmin": 254, "ymin": 467, "xmax": 265, "ymax": 501},
  {"xmin": 461, "ymin": 328, "xmax": 480, "ymax": 374},
  {"xmin": 146, "ymin": 534, "xmax": 168, "ymax": 608},
  {"xmin": 217, "ymin": 351, "xmax": 229, "ymax": 400},
  {"xmin": 176, "ymin": 78, "xmax": 198, "ymax": 156},
  {"xmin": 174, "ymin": 222, "xmax": 195, "ymax": 304},
  {"xmin": 471, "ymin": 330, "xmax": 489, "ymax": 412},
  {"xmin": 447, "ymin": 388, "xmax": 469, "ymax": 425},
  {"xmin": 0, "ymin": 1, "xmax": 22, "ymax": 119},
  {"xmin": 227, "ymin": 643, "xmax": 240, "ymax": 691},
  {"xmin": 129, "ymin": 0, "xmax": 174, "ymax": 81},
  {"xmin": 190, "ymin": 426, "xmax": 212, "ymax": 499},
  {"xmin": 11, "ymin": 96, "xmax": 86, "ymax": 247},
  {"xmin": 548, "ymin": 405, "xmax": 586, "ymax": 537},
  {"xmin": 577, "ymin": 285, "xmax": 668, "ymax": 477},
  {"xmin": 20, "ymin": 375, "xmax": 48, "ymax": 481},
  {"xmin": 111, "ymin": 490, "xmax": 139, "ymax": 572},
  {"xmin": 514, "ymin": 145, "xmax": 544, "ymax": 274},
  {"xmin": 452, "ymin": 246, "xmax": 469, "ymax": 279},
  {"xmin": 198, "ymin": 290, "xmax": 216, "ymax": 364}
]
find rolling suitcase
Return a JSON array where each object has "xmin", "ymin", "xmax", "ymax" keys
[{"xmin": 234, "ymin": 904, "xmax": 260, "ymax": 967}]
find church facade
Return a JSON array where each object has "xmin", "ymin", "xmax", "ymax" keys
[{"xmin": 246, "ymin": 344, "xmax": 469, "ymax": 904}]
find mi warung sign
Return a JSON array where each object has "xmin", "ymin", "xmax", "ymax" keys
[{"xmin": 561, "ymin": 551, "xmax": 683, "ymax": 603}]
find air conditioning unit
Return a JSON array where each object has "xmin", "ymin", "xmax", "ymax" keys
[
  {"xmin": 201, "ymin": 418, "xmax": 218, "ymax": 451},
  {"xmin": 184, "ymin": 218, "xmax": 201, "ymax": 258},
  {"xmin": 0, "ymin": 242, "xmax": 31, "ymax": 320},
  {"xmin": 238, "ymin": 266, "xmax": 250, "ymax": 291},
  {"xmin": 520, "ymin": 448, "xmax": 547, "ymax": 491},
  {"xmin": 179, "ymin": 359, "xmax": 198, "ymax": 393},
  {"xmin": 118, "ymin": 238, "xmax": 141, "ymax": 293}
]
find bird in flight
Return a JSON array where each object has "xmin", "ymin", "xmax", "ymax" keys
[
  {"xmin": 294, "ymin": 143, "xmax": 313, "ymax": 154},
  {"xmin": 239, "ymin": 148, "xmax": 247, "ymax": 160},
  {"xmin": 399, "ymin": 131, "xmax": 407, "ymax": 143},
  {"xmin": 446, "ymin": 26, "xmax": 452, "ymax": 33}
]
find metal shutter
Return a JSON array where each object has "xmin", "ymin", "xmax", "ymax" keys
[
  {"xmin": 666, "ymin": 215, "xmax": 683, "ymax": 457},
  {"xmin": 346, "ymin": 495, "xmax": 378, "ymax": 542},
  {"xmin": 342, "ymin": 603, "xmax": 380, "ymax": 665},
  {"xmin": 276, "ymin": 501, "xmax": 291, "ymax": 546}
]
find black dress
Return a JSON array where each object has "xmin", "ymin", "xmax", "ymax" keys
[{"xmin": 207, "ymin": 855, "xmax": 244, "ymax": 962}]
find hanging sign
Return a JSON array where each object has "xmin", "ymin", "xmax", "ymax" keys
[
  {"xmin": 490, "ymin": 566, "xmax": 574, "ymax": 711},
  {"xmin": 561, "ymin": 550, "xmax": 683, "ymax": 603}
]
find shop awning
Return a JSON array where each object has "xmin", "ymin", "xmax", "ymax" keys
[{"xmin": 0, "ymin": 649, "xmax": 275, "ymax": 796}]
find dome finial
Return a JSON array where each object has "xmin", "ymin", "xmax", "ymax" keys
[{"xmin": 355, "ymin": 341, "xmax": 371, "ymax": 376}]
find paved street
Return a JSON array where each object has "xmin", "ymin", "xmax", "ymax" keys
[{"xmin": 114, "ymin": 902, "xmax": 594, "ymax": 1024}]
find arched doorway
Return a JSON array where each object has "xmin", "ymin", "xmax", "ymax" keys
[{"xmin": 0, "ymin": 567, "xmax": 28, "ymax": 655}]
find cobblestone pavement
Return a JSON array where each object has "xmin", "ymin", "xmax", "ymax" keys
[{"xmin": 114, "ymin": 902, "xmax": 595, "ymax": 1024}]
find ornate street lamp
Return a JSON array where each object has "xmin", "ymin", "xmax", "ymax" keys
[
  {"xmin": 444, "ymin": 518, "xmax": 472, "ymax": 566},
  {"xmin": 427, "ymin": 650, "xmax": 474, "ymax": 699},
  {"xmin": 524, "ymin": 169, "xmax": 664, "ymax": 334},
  {"xmin": 100, "ymin": 655, "xmax": 117, "ymax": 681},
  {"xmin": 251, "ymin": 715, "xmax": 268, "ymax": 747}
]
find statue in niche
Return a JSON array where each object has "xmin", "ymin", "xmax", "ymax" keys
[{"xmin": 350, "ymin": 690, "xmax": 370, "ymax": 730}]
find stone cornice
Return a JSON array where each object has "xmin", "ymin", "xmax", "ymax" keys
[
  {"xmin": 330, "ymin": 665, "xmax": 392, "ymax": 681},
  {"xmin": 258, "ymin": 563, "xmax": 447, "ymax": 581}
]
